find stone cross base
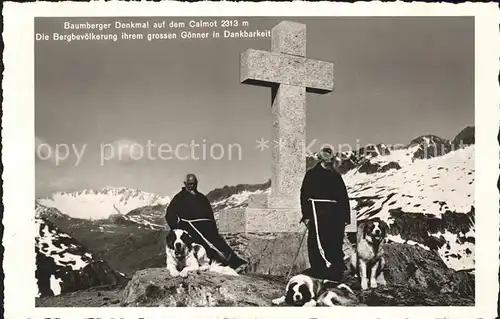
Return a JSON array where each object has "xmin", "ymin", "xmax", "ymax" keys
[
  {"xmin": 218, "ymin": 194, "xmax": 302, "ymax": 233},
  {"xmin": 217, "ymin": 193, "xmax": 358, "ymax": 233},
  {"xmin": 223, "ymin": 232, "xmax": 310, "ymax": 276},
  {"xmin": 218, "ymin": 207, "xmax": 303, "ymax": 233},
  {"xmin": 219, "ymin": 232, "xmax": 356, "ymax": 277}
]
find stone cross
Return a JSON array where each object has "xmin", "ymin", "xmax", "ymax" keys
[{"xmin": 240, "ymin": 21, "xmax": 334, "ymax": 211}]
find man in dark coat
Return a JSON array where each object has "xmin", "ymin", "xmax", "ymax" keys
[
  {"xmin": 166, "ymin": 174, "xmax": 247, "ymax": 270},
  {"xmin": 300, "ymin": 147, "xmax": 351, "ymax": 281}
]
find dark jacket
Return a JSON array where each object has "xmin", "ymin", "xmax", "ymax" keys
[
  {"xmin": 300, "ymin": 163, "xmax": 351, "ymax": 224},
  {"xmin": 165, "ymin": 187, "xmax": 216, "ymax": 229}
]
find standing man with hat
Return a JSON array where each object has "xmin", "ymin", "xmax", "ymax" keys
[{"xmin": 299, "ymin": 147, "xmax": 351, "ymax": 281}]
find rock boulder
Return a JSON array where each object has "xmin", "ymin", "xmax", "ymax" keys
[{"xmin": 120, "ymin": 268, "xmax": 282, "ymax": 307}]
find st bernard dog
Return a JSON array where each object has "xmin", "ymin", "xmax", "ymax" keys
[
  {"xmin": 271, "ymin": 274, "xmax": 355, "ymax": 307},
  {"xmin": 166, "ymin": 229, "xmax": 209, "ymax": 277},
  {"xmin": 165, "ymin": 229, "xmax": 238, "ymax": 277},
  {"xmin": 315, "ymin": 283, "xmax": 357, "ymax": 307},
  {"xmin": 350, "ymin": 218, "xmax": 389, "ymax": 290}
]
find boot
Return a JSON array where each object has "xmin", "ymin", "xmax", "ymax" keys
[{"xmin": 228, "ymin": 254, "xmax": 248, "ymax": 272}]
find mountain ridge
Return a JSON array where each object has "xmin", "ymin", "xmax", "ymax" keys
[{"xmin": 37, "ymin": 186, "xmax": 170, "ymax": 220}]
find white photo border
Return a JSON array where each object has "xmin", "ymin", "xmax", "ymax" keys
[{"xmin": 3, "ymin": 1, "xmax": 500, "ymax": 318}]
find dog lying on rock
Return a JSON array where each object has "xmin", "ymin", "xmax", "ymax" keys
[
  {"xmin": 165, "ymin": 229, "xmax": 238, "ymax": 277},
  {"xmin": 272, "ymin": 273, "xmax": 357, "ymax": 307}
]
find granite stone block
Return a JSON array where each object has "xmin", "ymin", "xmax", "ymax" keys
[
  {"xmin": 240, "ymin": 49, "xmax": 334, "ymax": 93},
  {"xmin": 271, "ymin": 21, "xmax": 307, "ymax": 57},
  {"xmin": 245, "ymin": 208, "xmax": 302, "ymax": 233},
  {"xmin": 270, "ymin": 84, "xmax": 305, "ymax": 208},
  {"xmin": 217, "ymin": 207, "xmax": 246, "ymax": 233}
]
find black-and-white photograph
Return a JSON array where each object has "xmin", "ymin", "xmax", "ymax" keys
[{"xmin": 32, "ymin": 15, "xmax": 477, "ymax": 308}]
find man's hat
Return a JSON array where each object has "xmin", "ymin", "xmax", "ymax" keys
[{"xmin": 318, "ymin": 147, "xmax": 334, "ymax": 161}]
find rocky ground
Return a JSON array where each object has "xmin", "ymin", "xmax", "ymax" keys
[
  {"xmin": 121, "ymin": 269, "xmax": 283, "ymax": 307},
  {"xmin": 36, "ymin": 284, "xmax": 126, "ymax": 307},
  {"xmin": 36, "ymin": 243, "xmax": 474, "ymax": 307}
]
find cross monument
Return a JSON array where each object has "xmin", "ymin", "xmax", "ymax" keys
[{"xmin": 218, "ymin": 21, "xmax": 356, "ymax": 233}]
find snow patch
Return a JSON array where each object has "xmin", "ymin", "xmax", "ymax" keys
[
  {"xmin": 49, "ymin": 275, "xmax": 63, "ymax": 296},
  {"xmin": 436, "ymin": 229, "xmax": 475, "ymax": 271},
  {"xmin": 387, "ymin": 234, "xmax": 430, "ymax": 251},
  {"xmin": 212, "ymin": 189, "xmax": 269, "ymax": 211},
  {"xmin": 346, "ymin": 146, "xmax": 474, "ymax": 222},
  {"xmin": 35, "ymin": 218, "xmax": 91, "ymax": 270}
]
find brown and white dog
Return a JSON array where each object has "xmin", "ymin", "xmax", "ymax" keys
[
  {"xmin": 272, "ymin": 274, "xmax": 324, "ymax": 306},
  {"xmin": 165, "ymin": 229, "xmax": 238, "ymax": 278},
  {"xmin": 165, "ymin": 229, "xmax": 210, "ymax": 277},
  {"xmin": 350, "ymin": 218, "xmax": 389, "ymax": 290},
  {"xmin": 315, "ymin": 283, "xmax": 357, "ymax": 307},
  {"xmin": 271, "ymin": 274, "xmax": 356, "ymax": 307}
]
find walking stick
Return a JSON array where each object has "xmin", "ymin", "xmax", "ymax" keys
[
  {"xmin": 179, "ymin": 217, "xmax": 230, "ymax": 263},
  {"xmin": 286, "ymin": 225, "xmax": 308, "ymax": 281},
  {"xmin": 309, "ymin": 198, "xmax": 337, "ymax": 269}
]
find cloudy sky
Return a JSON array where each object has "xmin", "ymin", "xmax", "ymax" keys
[{"xmin": 35, "ymin": 16, "xmax": 474, "ymax": 198}]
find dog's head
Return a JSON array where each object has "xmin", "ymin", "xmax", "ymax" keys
[
  {"xmin": 284, "ymin": 274, "xmax": 314, "ymax": 306},
  {"xmin": 166, "ymin": 229, "xmax": 194, "ymax": 259},
  {"xmin": 361, "ymin": 218, "xmax": 389, "ymax": 244},
  {"xmin": 318, "ymin": 283, "xmax": 357, "ymax": 306}
]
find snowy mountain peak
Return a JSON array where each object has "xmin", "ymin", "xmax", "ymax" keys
[
  {"xmin": 36, "ymin": 202, "xmax": 65, "ymax": 218},
  {"xmin": 407, "ymin": 134, "xmax": 454, "ymax": 160},
  {"xmin": 305, "ymin": 128, "xmax": 475, "ymax": 176},
  {"xmin": 409, "ymin": 134, "xmax": 450, "ymax": 147},
  {"xmin": 37, "ymin": 186, "xmax": 170, "ymax": 220}
]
